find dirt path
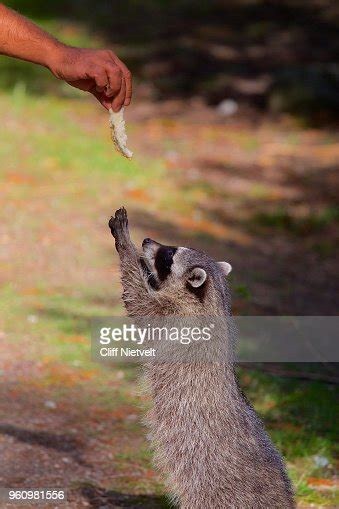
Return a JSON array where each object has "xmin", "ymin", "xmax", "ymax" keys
[{"xmin": 0, "ymin": 341, "xmax": 166, "ymax": 508}]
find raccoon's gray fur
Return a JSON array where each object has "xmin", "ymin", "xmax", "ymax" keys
[{"xmin": 109, "ymin": 207, "xmax": 295, "ymax": 509}]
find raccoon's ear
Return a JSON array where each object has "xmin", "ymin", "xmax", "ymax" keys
[
  {"xmin": 218, "ymin": 261, "xmax": 232, "ymax": 276},
  {"xmin": 187, "ymin": 267, "xmax": 207, "ymax": 288}
]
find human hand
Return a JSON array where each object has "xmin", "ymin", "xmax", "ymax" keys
[{"xmin": 49, "ymin": 45, "xmax": 132, "ymax": 111}]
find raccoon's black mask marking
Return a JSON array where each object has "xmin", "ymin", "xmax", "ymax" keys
[
  {"xmin": 140, "ymin": 258, "xmax": 159, "ymax": 290},
  {"xmin": 154, "ymin": 246, "xmax": 177, "ymax": 281}
]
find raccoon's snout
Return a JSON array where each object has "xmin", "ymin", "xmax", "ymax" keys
[
  {"xmin": 142, "ymin": 238, "xmax": 161, "ymax": 256},
  {"xmin": 142, "ymin": 238, "xmax": 155, "ymax": 247}
]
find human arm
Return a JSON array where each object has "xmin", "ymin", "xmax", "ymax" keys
[{"xmin": 0, "ymin": 3, "xmax": 132, "ymax": 110}]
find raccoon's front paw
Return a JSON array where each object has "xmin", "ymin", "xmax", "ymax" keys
[{"xmin": 109, "ymin": 207, "xmax": 130, "ymax": 251}]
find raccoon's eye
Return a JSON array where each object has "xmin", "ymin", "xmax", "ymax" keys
[{"xmin": 164, "ymin": 248, "xmax": 175, "ymax": 263}]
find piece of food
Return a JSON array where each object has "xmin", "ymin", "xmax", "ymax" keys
[{"xmin": 109, "ymin": 107, "xmax": 133, "ymax": 159}]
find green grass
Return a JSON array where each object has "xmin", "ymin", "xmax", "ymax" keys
[{"xmin": 240, "ymin": 370, "xmax": 338, "ymax": 506}]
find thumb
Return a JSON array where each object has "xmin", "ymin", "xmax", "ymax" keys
[{"xmin": 91, "ymin": 89, "xmax": 113, "ymax": 110}]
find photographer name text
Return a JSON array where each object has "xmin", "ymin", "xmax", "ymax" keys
[{"xmin": 100, "ymin": 347, "xmax": 156, "ymax": 358}]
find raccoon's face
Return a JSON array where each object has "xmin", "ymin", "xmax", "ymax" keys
[{"xmin": 142, "ymin": 238, "xmax": 232, "ymax": 307}]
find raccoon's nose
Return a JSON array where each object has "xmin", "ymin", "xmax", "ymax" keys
[
  {"xmin": 143, "ymin": 238, "xmax": 161, "ymax": 247},
  {"xmin": 142, "ymin": 238, "xmax": 161, "ymax": 255}
]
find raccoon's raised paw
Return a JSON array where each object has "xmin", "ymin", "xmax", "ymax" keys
[{"xmin": 109, "ymin": 207, "xmax": 130, "ymax": 251}]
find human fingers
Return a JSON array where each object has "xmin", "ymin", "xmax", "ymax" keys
[
  {"xmin": 91, "ymin": 89, "xmax": 112, "ymax": 110},
  {"xmin": 110, "ymin": 53, "xmax": 132, "ymax": 106},
  {"xmin": 111, "ymin": 74, "xmax": 126, "ymax": 112},
  {"xmin": 89, "ymin": 65, "xmax": 109, "ymax": 93},
  {"xmin": 105, "ymin": 62, "xmax": 123, "ymax": 98}
]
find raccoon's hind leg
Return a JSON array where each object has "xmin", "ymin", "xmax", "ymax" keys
[{"xmin": 109, "ymin": 207, "xmax": 158, "ymax": 316}]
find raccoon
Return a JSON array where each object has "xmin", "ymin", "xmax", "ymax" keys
[{"xmin": 109, "ymin": 207, "xmax": 295, "ymax": 509}]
